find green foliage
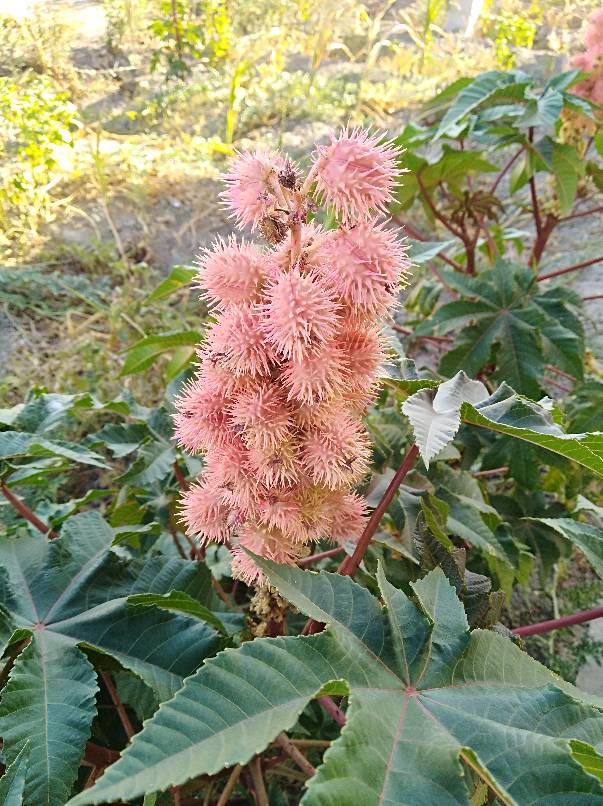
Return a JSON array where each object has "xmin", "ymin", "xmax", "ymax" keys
[
  {"xmin": 0, "ymin": 510, "xmax": 230, "ymax": 803},
  {"xmin": 71, "ymin": 562, "xmax": 603, "ymax": 805}
]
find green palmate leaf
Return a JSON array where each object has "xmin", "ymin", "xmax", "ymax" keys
[
  {"xmin": 0, "ymin": 431, "xmax": 107, "ymax": 467},
  {"xmin": 435, "ymin": 70, "xmax": 529, "ymax": 138},
  {"xmin": 461, "ymin": 386, "xmax": 603, "ymax": 478},
  {"xmin": 90, "ymin": 423, "xmax": 150, "ymax": 458},
  {"xmin": 534, "ymin": 518, "xmax": 603, "ymax": 578},
  {"xmin": 146, "ymin": 265, "xmax": 196, "ymax": 303},
  {"xmin": 0, "ymin": 744, "xmax": 29, "ymax": 806},
  {"xmin": 0, "ymin": 641, "xmax": 97, "ymax": 806},
  {"xmin": 120, "ymin": 331, "xmax": 201, "ymax": 376},
  {"xmin": 416, "ymin": 260, "xmax": 584, "ymax": 396},
  {"xmin": 70, "ymin": 563, "xmax": 603, "ymax": 806},
  {"xmin": 0, "ymin": 511, "xmax": 225, "ymax": 803}
]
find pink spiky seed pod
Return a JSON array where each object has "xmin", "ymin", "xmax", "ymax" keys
[
  {"xmin": 281, "ymin": 339, "xmax": 348, "ymax": 405},
  {"xmin": 266, "ymin": 221, "xmax": 329, "ymax": 278},
  {"xmin": 208, "ymin": 303, "xmax": 275, "ymax": 377},
  {"xmin": 221, "ymin": 147, "xmax": 288, "ymax": 230},
  {"xmin": 261, "ymin": 267, "xmax": 340, "ymax": 361},
  {"xmin": 231, "ymin": 523, "xmax": 305, "ymax": 585},
  {"xmin": 246, "ymin": 437, "xmax": 302, "ymax": 489},
  {"xmin": 337, "ymin": 324, "xmax": 386, "ymax": 393},
  {"xmin": 310, "ymin": 128, "xmax": 400, "ymax": 222},
  {"xmin": 322, "ymin": 220, "xmax": 410, "ymax": 312},
  {"xmin": 258, "ymin": 490, "xmax": 305, "ymax": 540},
  {"xmin": 197, "ymin": 236, "xmax": 265, "ymax": 308},
  {"xmin": 205, "ymin": 441, "xmax": 262, "ymax": 517},
  {"xmin": 229, "ymin": 383, "xmax": 293, "ymax": 450},
  {"xmin": 173, "ymin": 375, "xmax": 236, "ymax": 453},
  {"xmin": 325, "ymin": 491, "xmax": 368, "ymax": 545},
  {"xmin": 301, "ymin": 411, "xmax": 372, "ymax": 489},
  {"xmin": 181, "ymin": 476, "xmax": 231, "ymax": 544},
  {"xmin": 296, "ymin": 483, "xmax": 337, "ymax": 542}
]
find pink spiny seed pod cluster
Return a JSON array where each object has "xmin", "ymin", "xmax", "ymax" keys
[
  {"xmin": 570, "ymin": 5, "xmax": 603, "ymax": 108},
  {"xmin": 175, "ymin": 128, "xmax": 410, "ymax": 585}
]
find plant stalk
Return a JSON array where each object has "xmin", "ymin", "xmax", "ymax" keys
[
  {"xmin": 513, "ymin": 606, "xmax": 603, "ymax": 637},
  {"xmin": 537, "ymin": 254, "xmax": 603, "ymax": 282},
  {"xmin": 1, "ymin": 484, "xmax": 57, "ymax": 538}
]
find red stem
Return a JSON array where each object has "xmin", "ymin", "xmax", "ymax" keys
[
  {"xmin": 392, "ymin": 324, "xmax": 453, "ymax": 344},
  {"xmin": 513, "ymin": 606, "xmax": 603, "ymax": 637},
  {"xmin": 302, "ymin": 444, "xmax": 419, "ymax": 632},
  {"xmin": 559, "ymin": 204, "xmax": 603, "ymax": 223},
  {"xmin": 415, "ymin": 172, "xmax": 465, "ymax": 241},
  {"xmin": 338, "ymin": 444, "xmax": 419, "ymax": 577},
  {"xmin": 584, "ymin": 294, "xmax": 603, "ymax": 301},
  {"xmin": 392, "ymin": 217, "xmax": 462, "ymax": 274},
  {"xmin": 491, "ymin": 146, "xmax": 524, "ymax": 194},
  {"xmin": 537, "ymin": 254, "xmax": 603, "ymax": 282},
  {"xmin": 529, "ymin": 213, "xmax": 557, "ymax": 267},
  {"xmin": 317, "ymin": 696, "xmax": 346, "ymax": 726},
  {"xmin": 101, "ymin": 671, "xmax": 135, "ymax": 740},
  {"xmin": 1, "ymin": 484, "xmax": 57, "ymax": 538},
  {"xmin": 298, "ymin": 547, "xmax": 344, "ymax": 567},
  {"xmin": 545, "ymin": 365, "xmax": 576, "ymax": 382},
  {"xmin": 528, "ymin": 128, "xmax": 542, "ymax": 236}
]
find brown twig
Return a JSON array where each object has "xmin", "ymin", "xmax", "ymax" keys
[
  {"xmin": 171, "ymin": 786, "xmax": 182, "ymax": 806},
  {"xmin": 317, "ymin": 696, "xmax": 347, "ymax": 726},
  {"xmin": 1, "ymin": 484, "xmax": 58, "ymax": 538},
  {"xmin": 249, "ymin": 757, "xmax": 270, "ymax": 806},
  {"xmin": 537, "ymin": 254, "xmax": 603, "ymax": 282},
  {"xmin": 471, "ymin": 466, "xmax": 509, "ymax": 478},
  {"xmin": 216, "ymin": 764, "xmax": 243, "ymax": 806},
  {"xmin": 545, "ymin": 365, "xmax": 576, "ymax": 382},
  {"xmin": 168, "ymin": 524, "xmax": 187, "ymax": 559},
  {"xmin": 100, "ymin": 671, "xmax": 135, "ymax": 741},
  {"xmin": 274, "ymin": 733, "xmax": 316, "ymax": 777},
  {"xmin": 173, "ymin": 461, "xmax": 189, "ymax": 491},
  {"xmin": 583, "ymin": 294, "xmax": 603, "ymax": 301}
]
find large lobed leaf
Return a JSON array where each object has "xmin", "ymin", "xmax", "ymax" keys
[
  {"xmin": 70, "ymin": 562, "xmax": 603, "ymax": 806},
  {"xmin": 0, "ymin": 511, "xmax": 224, "ymax": 805}
]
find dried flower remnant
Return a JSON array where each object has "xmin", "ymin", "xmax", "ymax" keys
[{"xmin": 174, "ymin": 128, "xmax": 410, "ymax": 584}]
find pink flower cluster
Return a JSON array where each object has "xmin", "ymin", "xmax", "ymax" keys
[
  {"xmin": 174, "ymin": 128, "xmax": 409, "ymax": 584},
  {"xmin": 571, "ymin": 5, "xmax": 603, "ymax": 107}
]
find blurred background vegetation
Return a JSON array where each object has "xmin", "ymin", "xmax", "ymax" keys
[{"xmin": 0, "ymin": 0, "xmax": 599, "ymax": 404}]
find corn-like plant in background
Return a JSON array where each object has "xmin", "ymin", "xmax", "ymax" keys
[{"xmin": 174, "ymin": 129, "xmax": 410, "ymax": 583}]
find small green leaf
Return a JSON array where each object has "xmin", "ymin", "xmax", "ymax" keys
[
  {"xmin": 146, "ymin": 266, "xmax": 196, "ymax": 303},
  {"xmin": 127, "ymin": 591, "xmax": 227, "ymax": 635},
  {"xmin": 120, "ymin": 331, "xmax": 201, "ymax": 377}
]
